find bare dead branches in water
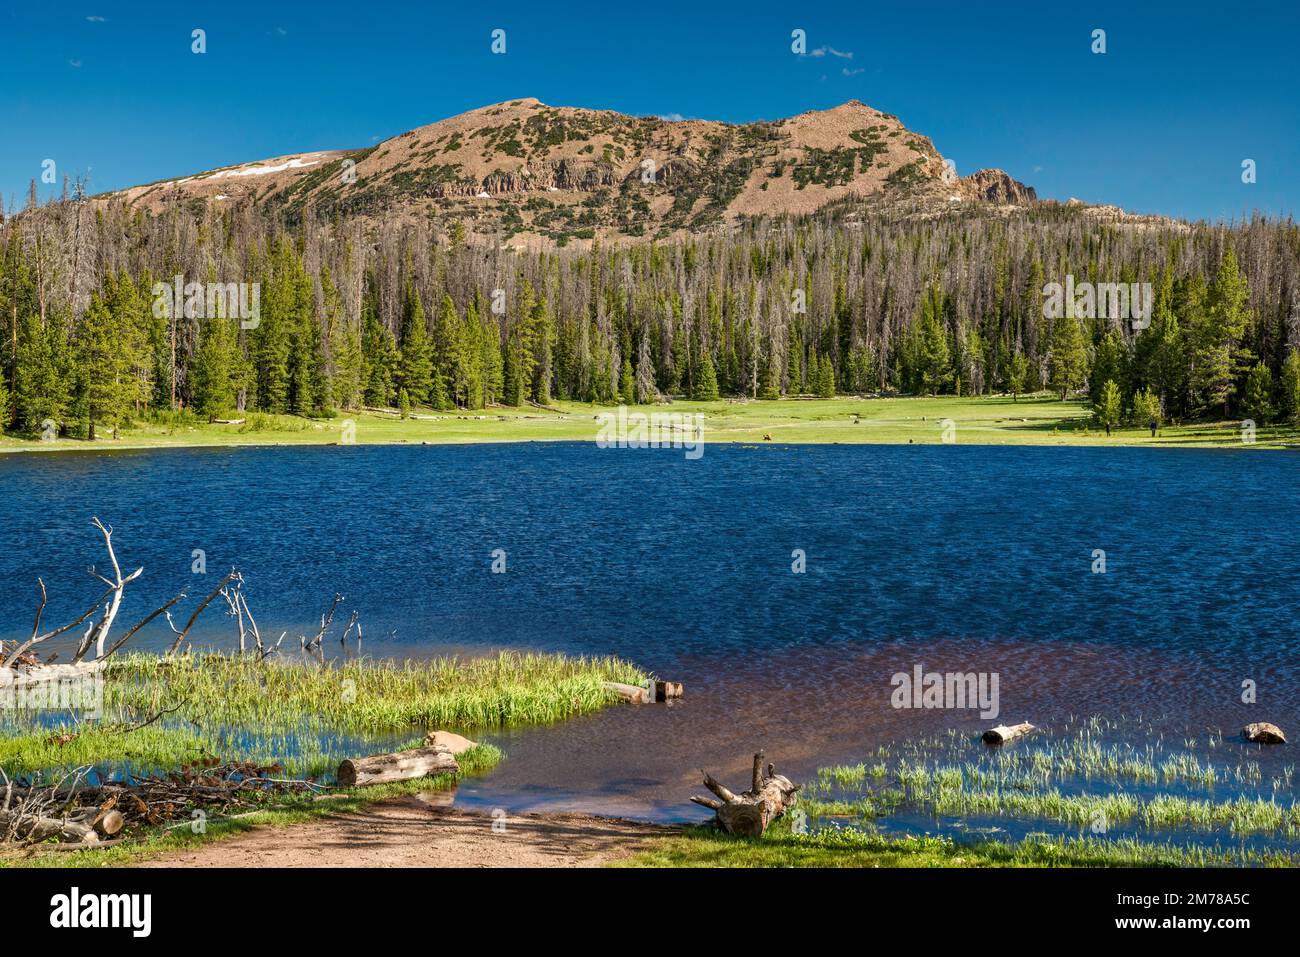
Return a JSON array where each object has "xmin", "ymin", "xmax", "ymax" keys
[
  {"xmin": 165, "ymin": 568, "xmax": 236, "ymax": 655},
  {"xmin": 2, "ymin": 518, "xmax": 174, "ymax": 672},
  {"xmin": 301, "ymin": 594, "xmax": 362, "ymax": 662},
  {"xmin": 7, "ymin": 517, "xmax": 365, "ymax": 669}
]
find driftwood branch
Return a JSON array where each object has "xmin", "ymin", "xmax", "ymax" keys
[
  {"xmin": 167, "ymin": 569, "xmax": 236, "ymax": 655},
  {"xmin": 691, "ymin": 751, "xmax": 799, "ymax": 837}
]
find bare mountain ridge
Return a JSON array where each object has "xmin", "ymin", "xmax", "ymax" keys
[{"xmin": 110, "ymin": 98, "xmax": 1040, "ymax": 246}]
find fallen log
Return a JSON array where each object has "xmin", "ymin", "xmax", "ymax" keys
[
  {"xmin": 604, "ymin": 681, "xmax": 652, "ymax": 704},
  {"xmin": 1243, "ymin": 722, "xmax": 1287, "ymax": 744},
  {"xmin": 0, "ymin": 809, "xmax": 99, "ymax": 844},
  {"xmin": 690, "ymin": 751, "xmax": 799, "ymax": 837},
  {"xmin": 982, "ymin": 722, "xmax": 1036, "ymax": 745},
  {"xmin": 337, "ymin": 745, "xmax": 460, "ymax": 787}
]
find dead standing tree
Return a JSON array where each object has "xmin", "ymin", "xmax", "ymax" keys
[{"xmin": 691, "ymin": 751, "xmax": 800, "ymax": 837}]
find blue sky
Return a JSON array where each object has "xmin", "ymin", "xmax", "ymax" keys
[{"xmin": 2, "ymin": 1, "xmax": 1296, "ymax": 222}]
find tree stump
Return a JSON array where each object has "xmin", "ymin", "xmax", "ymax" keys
[{"xmin": 690, "ymin": 751, "xmax": 799, "ymax": 837}]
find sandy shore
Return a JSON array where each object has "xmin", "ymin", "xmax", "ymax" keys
[{"xmin": 132, "ymin": 796, "xmax": 682, "ymax": 868}]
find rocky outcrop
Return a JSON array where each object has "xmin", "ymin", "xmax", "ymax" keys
[{"xmin": 960, "ymin": 168, "xmax": 1037, "ymax": 204}]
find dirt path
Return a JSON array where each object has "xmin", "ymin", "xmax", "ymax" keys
[{"xmin": 134, "ymin": 796, "xmax": 683, "ymax": 868}]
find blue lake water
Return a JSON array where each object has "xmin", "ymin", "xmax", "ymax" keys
[{"xmin": 2, "ymin": 441, "xmax": 1298, "ymax": 828}]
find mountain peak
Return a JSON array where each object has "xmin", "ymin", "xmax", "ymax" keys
[{"xmin": 105, "ymin": 99, "xmax": 1038, "ymax": 248}]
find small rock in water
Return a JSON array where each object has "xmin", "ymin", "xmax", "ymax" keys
[
  {"xmin": 425, "ymin": 730, "xmax": 478, "ymax": 754},
  {"xmin": 1243, "ymin": 722, "xmax": 1287, "ymax": 744}
]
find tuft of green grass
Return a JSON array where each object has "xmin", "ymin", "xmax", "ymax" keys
[{"xmin": 106, "ymin": 650, "xmax": 648, "ymax": 735}]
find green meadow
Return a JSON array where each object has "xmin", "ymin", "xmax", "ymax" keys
[{"xmin": 3, "ymin": 394, "xmax": 1299, "ymax": 455}]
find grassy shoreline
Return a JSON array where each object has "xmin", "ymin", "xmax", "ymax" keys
[
  {"xmin": 0, "ymin": 650, "xmax": 644, "ymax": 866},
  {"xmin": 4, "ymin": 395, "xmax": 1299, "ymax": 455}
]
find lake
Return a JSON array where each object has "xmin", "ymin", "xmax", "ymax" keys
[{"xmin": 2, "ymin": 441, "xmax": 1298, "ymax": 828}]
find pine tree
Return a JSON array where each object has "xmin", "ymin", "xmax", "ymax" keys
[
  {"xmin": 1188, "ymin": 252, "xmax": 1252, "ymax": 416},
  {"xmin": 190, "ymin": 313, "xmax": 237, "ymax": 419},
  {"xmin": 1242, "ymin": 361, "xmax": 1274, "ymax": 424},
  {"xmin": 399, "ymin": 290, "xmax": 434, "ymax": 408},
  {"xmin": 758, "ymin": 352, "xmax": 781, "ymax": 399},
  {"xmin": 693, "ymin": 348, "xmax": 720, "ymax": 400},
  {"xmin": 815, "ymin": 354, "xmax": 836, "ymax": 398},
  {"xmin": 361, "ymin": 296, "xmax": 397, "ymax": 407},
  {"xmin": 1007, "ymin": 352, "xmax": 1029, "ymax": 402},
  {"xmin": 432, "ymin": 294, "xmax": 463, "ymax": 408},
  {"xmin": 1132, "ymin": 386, "xmax": 1162, "ymax": 428},
  {"xmin": 0, "ymin": 353, "xmax": 8, "ymax": 430},
  {"xmin": 1048, "ymin": 316, "xmax": 1088, "ymax": 400},
  {"xmin": 14, "ymin": 312, "xmax": 69, "ymax": 435},
  {"xmin": 619, "ymin": 358, "xmax": 635, "ymax": 404},
  {"xmin": 1089, "ymin": 331, "xmax": 1128, "ymax": 406},
  {"xmin": 1096, "ymin": 379, "xmax": 1122, "ymax": 430},
  {"xmin": 76, "ymin": 279, "xmax": 145, "ymax": 439},
  {"xmin": 913, "ymin": 286, "xmax": 951, "ymax": 395},
  {"xmin": 1279, "ymin": 349, "xmax": 1300, "ymax": 424}
]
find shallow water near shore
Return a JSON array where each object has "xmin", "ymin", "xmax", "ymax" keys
[{"xmin": 2, "ymin": 441, "xmax": 1298, "ymax": 848}]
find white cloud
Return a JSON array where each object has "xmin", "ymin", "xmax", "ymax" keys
[
  {"xmin": 842, "ymin": 67, "xmax": 864, "ymax": 77},
  {"xmin": 808, "ymin": 46, "xmax": 854, "ymax": 59},
  {"xmin": 86, "ymin": 15, "xmax": 106, "ymax": 22}
]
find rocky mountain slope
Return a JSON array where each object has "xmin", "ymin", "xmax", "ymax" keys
[{"xmin": 108, "ymin": 98, "xmax": 1039, "ymax": 246}]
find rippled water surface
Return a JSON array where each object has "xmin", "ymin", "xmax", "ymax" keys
[{"xmin": 2, "ymin": 442, "xmax": 1298, "ymax": 823}]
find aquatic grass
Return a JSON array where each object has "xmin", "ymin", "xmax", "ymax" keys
[
  {"xmin": 810, "ymin": 715, "xmax": 1300, "ymax": 848},
  {"xmin": 1, "ymin": 651, "xmax": 645, "ymax": 782},
  {"xmin": 616, "ymin": 820, "xmax": 1300, "ymax": 869},
  {"xmin": 105, "ymin": 650, "xmax": 649, "ymax": 736}
]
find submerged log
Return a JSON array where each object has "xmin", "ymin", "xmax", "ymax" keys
[
  {"xmin": 337, "ymin": 745, "xmax": 460, "ymax": 787},
  {"xmin": 690, "ymin": 751, "xmax": 799, "ymax": 837},
  {"xmin": 604, "ymin": 681, "xmax": 652, "ymax": 704},
  {"xmin": 1243, "ymin": 722, "xmax": 1287, "ymax": 744},
  {"xmin": 982, "ymin": 722, "xmax": 1036, "ymax": 745}
]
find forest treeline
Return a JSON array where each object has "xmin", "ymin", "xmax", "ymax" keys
[{"xmin": 2, "ymin": 184, "xmax": 1299, "ymax": 438}]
